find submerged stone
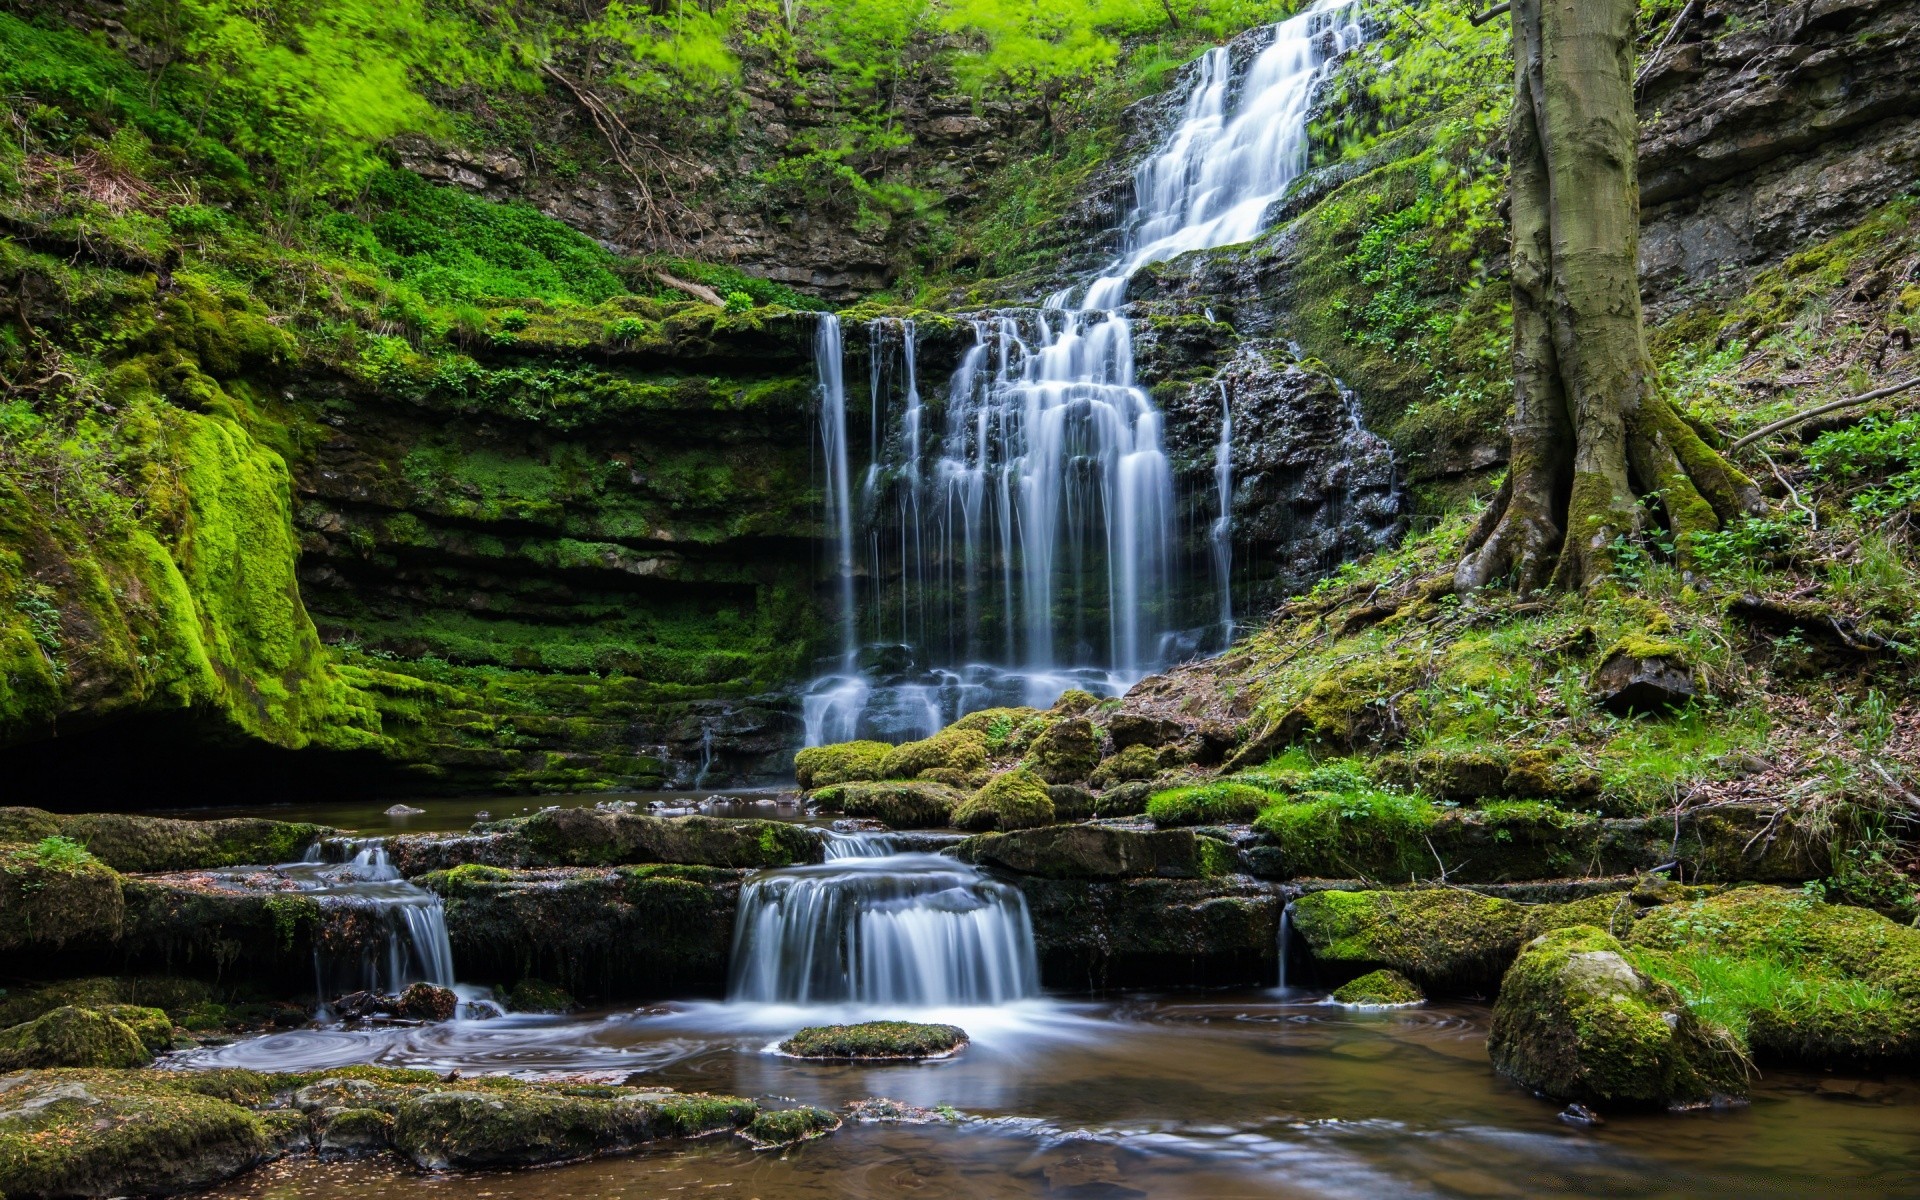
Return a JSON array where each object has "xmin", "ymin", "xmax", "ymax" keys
[
  {"xmin": 1489, "ymin": 926, "xmax": 1746, "ymax": 1108},
  {"xmin": 780, "ymin": 1022, "xmax": 968, "ymax": 1059}
]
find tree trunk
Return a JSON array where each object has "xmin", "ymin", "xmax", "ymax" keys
[{"xmin": 1455, "ymin": 0, "xmax": 1763, "ymax": 593}]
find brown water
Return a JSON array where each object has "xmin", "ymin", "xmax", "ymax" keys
[
  {"xmin": 183, "ymin": 994, "xmax": 1920, "ymax": 1199},
  {"xmin": 140, "ymin": 789, "xmax": 806, "ymax": 836}
]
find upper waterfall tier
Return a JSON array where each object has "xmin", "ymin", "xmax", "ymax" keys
[{"xmin": 803, "ymin": 0, "xmax": 1371, "ymax": 744}]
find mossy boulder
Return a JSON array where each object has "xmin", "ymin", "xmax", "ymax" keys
[
  {"xmin": 812, "ymin": 780, "xmax": 962, "ymax": 828},
  {"xmin": 1288, "ymin": 889, "xmax": 1533, "ymax": 994},
  {"xmin": 317, "ymin": 1107, "xmax": 395, "ymax": 1160},
  {"xmin": 958, "ymin": 824, "xmax": 1235, "ymax": 880},
  {"xmin": 739, "ymin": 1106, "xmax": 841, "ymax": 1149},
  {"xmin": 501, "ymin": 809, "xmax": 818, "ymax": 868},
  {"xmin": 877, "ymin": 728, "xmax": 991, "ymax": 785},
  {"xmin": 953, "ymin": 768, "xmax": 1056, "ymax": 832},
  {"xmin": 0, "ymin": 842, "xmax": 125, "ymax": 954},
  {"xmin": 0, "ymin": 978, "xmax": 216, "ymax": 1031},
  {"xmin": 1590, "ymin": 638, "xmax": 1696, "ymax": 715},
  {"xmin": 397, "ymin": 983, "xmax": 457, "ymax": 1022},
  {"xmin": 0, "ymin": 1070, "xmax": 283, "ymax": 1198},
  {"xmin": 1490, "ymin": 926, "xmax": 1747, "ymax": 1108},
  {"xmin": 1028, "ymin": 717, "xmax": 1101, "ymax": 784},
  {"xmin": 1092, "ymin": 780, "xmax": 1154, "ymax": 817},
  {"xmin": 781, "ymin": 1022, "xmax": 967, "ymax": 1059},
  {"xmin": 0, "ymin": 1006, "xmax": 154, "ymax": 1069},
  {"xmin": 1090, "ymin": 743, "xmax": 1161, "ymax": 788},
  {"xmin": 1331, "ymin": 969, "xmax": 1424, "ymax": 1006},
  {"xmin": 793, "ymin": 740, "xmax": 891, "ymax": 789},
  {"xmin": 0, "ymin": 807, "xmax": 61, "ymax": 843}
]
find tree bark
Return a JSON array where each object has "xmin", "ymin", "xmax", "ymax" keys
[{"xmin": 1456, "ymin": 0, "xmax": 1763, "ymax": 593}]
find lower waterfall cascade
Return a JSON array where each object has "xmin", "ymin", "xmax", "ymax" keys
[
  {"xmin": 802, "ymin": 0, "xmax": 1372, "ymax": 744},
  {"xmin": 727, "ymin": 830, "xmax": 1040, "ymax": 1008}
]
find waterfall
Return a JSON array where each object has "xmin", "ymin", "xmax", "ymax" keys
[
  {"xmin": 801, "ymin": 0, "xmax": 1368, "ymax": 744},
  {"xmin": 308, "ymin": 839, "xmax": 456, "ymax": 997},
  {"xmin": 1212, "ymin": 381, "xmax": 1235, "ymax": 642},
  {"xmin": 728, "ymin": 848, "xmax": 1039, "ymax": 1006}
]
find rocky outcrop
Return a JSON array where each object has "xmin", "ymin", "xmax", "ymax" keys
[{"xmin": 1019, "ymin": 875, "xmax": 1280, "ymax": 989}]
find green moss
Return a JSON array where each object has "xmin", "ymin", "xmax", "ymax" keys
[
  {"xmin": 1331, "ymin": 968, "xmax": 1424, "ymax": 1006},
  {"xmin": 0, "ymin": 842, "xmax": 125, "ymax": 953},
  {"xmin": 878, "ymin": 727, "xmax": 991, "ymax": 785},
  {"xmin": 780, "ymin": 1021, "xmax": 967, "ymax": 1059},
  {"xmin": 505, "ymin": 979, "xmax": 578, "ymax": 1013},
  {"xmin": 1253, "ymin": 790, "xmax": 1439, "ymax": 881},
  {"xmin": 739, "ymin": 1107, "xmax": 838, "ymax": 1150},
  {"xmin": 813, "ymin": 780, "xmax": 962, "ymax": 828},
  {"xmin": 1289, "ymin": 888, "xmax": 1530, "ymax": 992},
  {"xmin": 794, "ymin": 740, "xmax": 891, "ymax": 789},
  {"xmin": 0, "ymin": 1006, "xmax": 152, "ymax": 1069},
  {"xmin": 1090, "ymin": 743, "xmax": 1160, "ymax": 787},
  {"xmin": 1147, "ymin": 781, "xmax": 1280, "ymax": 826},
  {"xmin": 1027, "ymin": 716, "xmax": 1101, "ymax": 784},
  {"xmin": 952, "ymin": 768, "xmax": 1056, "ymax": 832}
]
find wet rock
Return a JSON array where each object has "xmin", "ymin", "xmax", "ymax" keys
[
  {"xmin": 1047, "ymin": 784, "xmax": 1098, "ymax": 821},
  {"xmin": 812, "ymin": 780, "xmax": 963, "ymax": 828},
  {"xmin": 1018, "ymin": 875, "xmax": 1280, "ymax": 989},
  {"xmin": 0, "ymin": 1006, "xmax": 154, "ymax": 1069},
  {"xmin": 316, "ymin": 1107, "xmax": 394, "ymax": 1160},
  {"xmin": 1591, "ymin": 643, "xmax": 1696, "ymax": 715},
  {"xmin": 390, "ymin": 1085, "xmax": 754, "ymax": 1170},
  {"xmin": 398, "ymin": 983, "xmax": 457, "ymax": 1022},
  {"xmin": 952, "ymin": 769, "xmax": 1056, "ymax": 832},
  {"xmin": 780, "ymin": 1021, "xmax": 967, "ymax": 1059},
  {"xmin": 385, "ymin": 805, "xmax": 426, "ymax": 817},
  {"xmin": 423, "ymin": 865, "xmax": 742, "ymax": 1000},
  {"xmin": 1107, "ymin": 713, "xmax": 1190, "ymax": 751},
  {"xmin": 843, "ymin": 1097, "xmax": 953, "ymax": 1123},
  {"xmin": 1331, "ymin": 969, "xmax": 1425, "ymax": 1007},
  {"xmin": 1490, "ymin": 926, "xmax": 1747, "ymax": 1108},
  {"xmin": 958, "ymin": 824, "xmax": 1235, "ymax": 880}
]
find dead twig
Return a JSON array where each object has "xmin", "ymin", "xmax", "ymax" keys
[{"xmin": 1728, "ymin": 375, "xmax": 1920, "ymax": 451}]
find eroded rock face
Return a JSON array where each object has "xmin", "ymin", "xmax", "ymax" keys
[
  {"xmin": 1018, "ymin": 875, "xmax": 1281, "ymax": 989},
  {"xmin": 1489, "ymin": 926, "xmax": 1746, "ymax": 1108},
  {"xmin": 958, "ymin": 825, "xmax": 1235, "ymax": 881}
]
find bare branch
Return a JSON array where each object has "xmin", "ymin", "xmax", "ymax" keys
[
  {"xmin": 1728, "ymin": 375, "xmax": 1920, "ymax": 452},
  {"xmin": 1469, "ymin": 2, "xmax": 1510, "ymax": 27}
]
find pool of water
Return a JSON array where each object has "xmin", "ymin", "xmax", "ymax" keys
[
  {"xmin": 181, "ymin": 993, "xmax": 1920, "ymax": 1199},
  {"xmin": 134, "ymin": 789, "xmax": 807, "ymax": 836}
]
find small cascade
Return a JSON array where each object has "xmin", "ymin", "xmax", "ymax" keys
[
  {"xmin": 801, "ymin": 0, "xmax": 1370, "ymax": 744},
  {"xmin": 1277, "ymin": 898, "xmax": 1296, "ymax": 990},
  {"xmin": 1212, "ymin": 381, "xmax": 1235, "ymax": 643},
  {"xmin": 728, "ymin": 847, "xmax": 1039, "ymax": 1007},
  {"xmin": 301, "ymin": 839, "xmax": 456, "ymax": 999}
]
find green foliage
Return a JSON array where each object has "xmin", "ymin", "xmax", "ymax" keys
[
  {"xmin": 1804, "ymin": 413, "xmax": 1920, "ymax": 517},
  {"xmin": 3, "ymin": 836, "xmax": 96, "ymax": 874},
  {"xmin": 1147, "ymin": 781, "xmax": 1279, "ymax": 826}
]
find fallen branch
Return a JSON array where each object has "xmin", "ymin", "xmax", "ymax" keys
[
  {"xmin": 1636, "ymin": 0, "xmax": 1698, "ymax": 90},
  {"xmin": 1728, "ymin": 375, "xmax": 1920, "ymax": 452},
  {"xmin": 1469, "ymin": 2, "xmax": 1509, "ymax": 26},
  {"xmin": 654, "ymin": 270, "xmax": 724, "ymax": 307}
]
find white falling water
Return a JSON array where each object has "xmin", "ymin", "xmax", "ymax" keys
[
  {"xmin": 306, "ymin": 839, "xmax": 456, "ymax": 996},
  {"xmin": 802, "ymin": 0, "xmax": 1368, "ymax": 745},
  {"xmin": 1212, "ymin": 381, "xmax": 1235, "ymax": 641},
  {"xmin": 728, "ymin": 843, "xmax": 1039, "ymax": 1007}
]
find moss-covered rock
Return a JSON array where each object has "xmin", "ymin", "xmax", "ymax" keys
[
  {"xmin": 877, "ymin": 728, "xmax": 991, "ymax": 785},
  {"xmin": 0, "ymin": 1006, "xmax": 154, "ymax": 1069},
  {"xmin": 0, "ymin": 841, "xmax": 125, "ymax": 954},
  {"xmin": 1490, "ymin": 926, "xmax": 1747, "ymax": 1108},
  {"xmin": 958, "ymin": 824, "xmax": 1235, "ymax": 880},
  {"xmin": 1288, "ymin": 889, "xmax": 1533, "ymax": 994},
  {"xmin": 952, "ymin": 768, "xmax": 1056, "ymax": 832},
  {"xmin": 0, "ymin": 1069, "xmax": 282, "ymax": 1198},
  {"xmin": 1028, "ymin": 717, "xmax": 1100, "ymax": 784},
  {"xmin": 498, "ymin": 808, "xmax": 818, "ymax": 869},
  {"xmin": 396, "ymin": 983, "xmax": 457, "ymax": 1021},
  {"xmin": 739, "ymin": 1106, "xmax": 841, "ymax": 1150},
  {"xmin": 812, "ymin": 780, "xmax": 962, "ymax": 828},
  {"xmin": 49, "ymin": 813, "xmax": 333, "ymax": 872},
  {"xmin": 1090, "ymin": 743, "xmax": 1161, "ymax": 788},
  {"xmin": 390, "ymin": 1085, "xmax": 754, "ymax": 1170},
  {"xmin": 317, "ymin": 1107, "xmax": 395, "ymax": 1161},
  {"xmin": 0, "ymin": 977, "xmax": 223, "ymax": 1033},
  {"xmin": 1331, "ymin": 969, "xmax": 1424, "ymax": 1006},
  {"xmin": 793, "ymin": 740, "xmax": 890, "ymax": 789},
  {"xmin": 780, "ymin": 1021, "xmax": 967, "ymax": 1059}
]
